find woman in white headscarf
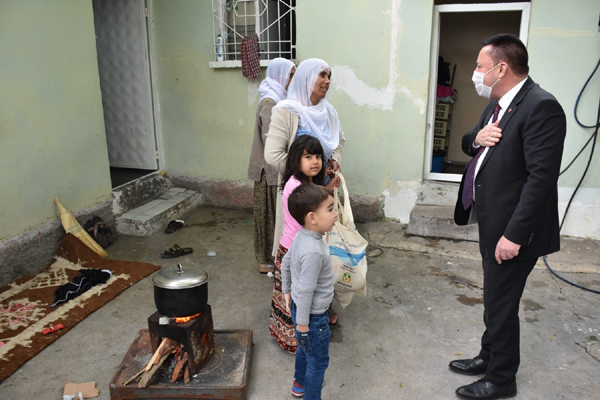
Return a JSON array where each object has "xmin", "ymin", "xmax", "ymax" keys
[
  {"xmin": 264, "ymin": 59, "xmax": 345, "ymax": 343},
  {"xmin": 266, "ymin": 58, "xmax": 345, "ymax": 176},
  {"xmin": 248, "ymin": 58, "xmax": 296, "ymax": 275}
]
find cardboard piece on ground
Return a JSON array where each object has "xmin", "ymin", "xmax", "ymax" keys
[{"xmin": 63, "ymin": 382, "xmax": 99, "ymax": 398}]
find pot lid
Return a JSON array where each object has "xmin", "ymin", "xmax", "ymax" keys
[{"xmin": 151, "ymin": 263, "xmax": 210, "ymax": 289}]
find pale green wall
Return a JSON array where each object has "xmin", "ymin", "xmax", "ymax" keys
[
  {"xmin": 152, "ymin": 0, "xmax": 259, "ymax": 181},
  {"xmin": 152, "ymin": 0, "xmax": 600, "ymax": 201},
  {"xmin": 152, "ymin": 0, "xmax": 434, "ymax": 197},
  {"xmin": 0, "ymin": 0, "xmax": 111, "ymax": 240},
  {"xmin": 0, "ymin": 0, "xmax": 595, "ymax": 242},
  {"xmin": 297, "ymin": 0, "xmax": 434, "ymax": 195},
  {"xmin": 528, "ymin": 0, "xmax": 600, "ymax": 188}
]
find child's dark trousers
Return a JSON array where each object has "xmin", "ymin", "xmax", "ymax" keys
[{"xmin": 291, "ymin": 301, "xmax": 330, "ymax": 400}]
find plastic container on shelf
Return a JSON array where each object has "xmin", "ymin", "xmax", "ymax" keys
[
  {"xmin": 216, "ymin": 34, "xmax": 224, "ymax": 62},
  {"xmin": 431, "ymin": 154, "xmax": 444, "ymax": 173}
]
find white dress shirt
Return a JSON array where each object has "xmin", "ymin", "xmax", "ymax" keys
[{"xmin": 472, "ymin": 77, "xmax": 528, "ymax": 201}]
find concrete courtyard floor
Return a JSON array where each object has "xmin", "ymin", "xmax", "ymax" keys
[{"xmin": 0, "ymin": 206, "xmax": 599, "ymax": 399}]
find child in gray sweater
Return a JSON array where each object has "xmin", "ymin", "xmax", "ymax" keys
[{"xmin": 281, "ymin": 185, "xmax": 337, "ymax": 400}]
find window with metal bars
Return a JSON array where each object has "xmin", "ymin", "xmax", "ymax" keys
[{"xmin": 211, "ymin": 0, "xmax": 296, "ymax": 66}]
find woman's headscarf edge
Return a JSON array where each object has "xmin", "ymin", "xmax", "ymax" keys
[
  {"xmin": 273, "ymin": 58, "xmax": 342, "ymax": 161},
  {"xmin": 258, "ymin": 58, "xmax": 296, "ymax": 104}
]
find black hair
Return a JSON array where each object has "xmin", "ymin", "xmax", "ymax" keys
[
  {"xmin": 280, "ymin": 135, "xmax": 326, "ymax": 192},
  {"xmin": 482, "ymin": 34, "xmax": 529, "ymax": 76},
  {"xmin": 288, "ymin": 185, "xmax": 333, "ymax": 226}
]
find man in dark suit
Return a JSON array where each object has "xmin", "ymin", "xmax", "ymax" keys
[{"xmin": 451, "ymin": 34, "xmax": 566, "ymax": 400}]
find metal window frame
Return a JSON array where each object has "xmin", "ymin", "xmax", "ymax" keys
[{"xmin": 210, "ymin": 0, "xmax": 296, "ymax": 68}]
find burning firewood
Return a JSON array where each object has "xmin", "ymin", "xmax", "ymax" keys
[
  {"xmin": 145, "ymin": 337, "xmax": 179, "ymax": 372},
  {"xmin": 184, "ymin": 364, "xmax": 190, "ymax": 384},
  {"xmin": 171, "ymin": 352, "xmax": 188, "ymax": 382},
  {"xmin": 134, "ymin": 337, "xmax": 179, "ymax": 388},
  {"xmin": 122, "ymin": 367, "xmax": 145, "ymax": 386},
  {"xmin": 138, "ymin": 350, "xmax": 171, "ymax": 388}
]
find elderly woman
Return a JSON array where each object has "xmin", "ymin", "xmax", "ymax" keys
[
  {"xmin": 265, "ymin": 58, "xmax": 345, "ymax": 353},
  {"xmin": 247, "ymin": 58, "xmax": 296, "ymax": 275}
]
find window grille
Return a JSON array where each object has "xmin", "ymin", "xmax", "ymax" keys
[{"xmin": 211, "ymin": 0, "xmax": 296, "ymax": 66}]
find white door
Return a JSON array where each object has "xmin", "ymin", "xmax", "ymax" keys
[
  {"xmin": 93, "ymin": 0, "xmax": 158, "ymax": 170},
  {"xmin": 424, "ymin": 2, "xmax": 531, "ymax": 183}
]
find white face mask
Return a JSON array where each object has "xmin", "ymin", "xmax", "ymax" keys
[{"xmin": 472, "ymin": 63, "xmax": 501, "ymax": 99}]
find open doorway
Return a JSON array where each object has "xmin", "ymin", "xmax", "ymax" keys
[
  {"xmin": 425, "ymin": 1, "xmax": 531, "ymax": 182},
  {"xmin": 92, "ymin": 0, "xmax": 160, "ymax": 188}
]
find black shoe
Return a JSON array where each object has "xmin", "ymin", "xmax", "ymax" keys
[
  {"xmin": 449, "ymin": 356, "xmax": 488, "ymax": 375},
  {"xmin": 456, "ymin": 379, "xmax": 517, "ymax": 400}
]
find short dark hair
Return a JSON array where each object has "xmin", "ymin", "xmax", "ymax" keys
[
  {"xmin": 288, "ymin": 185, "xmax": 333, "ymax": 226},
  {"xmin": 280, "ymin": 135, "xmax": 326, "ymax": 192},
  {"xmin": 482, "ymin": 34, "xmax": 529, "ymax": 76}
]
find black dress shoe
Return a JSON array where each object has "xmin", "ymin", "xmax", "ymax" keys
[
  {"xmin": 456, "ymin": 379, "xmax": 517, "ymax": 400},
  {"xmin": 449, "ymin": 356, "xmax": 488, "ymax": 375}
]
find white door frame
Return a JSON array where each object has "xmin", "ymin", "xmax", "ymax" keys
[
  {"xmin": 94, "ymin": 0, "xmax": 162, "ymax": 170},
  {"xmin": 146, "ymin": 0, "xmax": 163, "ymax": 170},
  {"xmin": 424, "ymin": 2, "xmax": 531, "ymax": 183}
]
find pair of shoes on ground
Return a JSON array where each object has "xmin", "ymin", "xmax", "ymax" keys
[
  {"xmin": 449, "ymin": 357, "xmax": 516, "ymax": 399},
  {"xmin": 161, "ymin": 244, "xmax": 193, "ymax": 259},
  {"xmin": 84, "ymin": 216, "xmax": 114, "ymax": 248},
  {"xmin": 259, "ymin": 264, "xmax": 274, "ymax": 274}
]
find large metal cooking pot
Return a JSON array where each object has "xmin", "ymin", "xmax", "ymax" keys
[{"xmin": 151, "ymin": 263, "xmax": 210, "ymax": 317}]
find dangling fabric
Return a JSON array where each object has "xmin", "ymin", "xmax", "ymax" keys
[
  {"xmin": 241, "ymin": 33, "xmax": 261, "ymax": 80},
  {"xmin": 258, "ymin": 58, "xmax": 295, "ymax": 103},
  {"xmin": 274, "ymin": 58, "xmax": 344, "ymax": 161}
]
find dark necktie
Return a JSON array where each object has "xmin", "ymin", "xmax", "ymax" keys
[{"xmin": 462, "ymin": 103, "xmax": 501, "ymax": 210}]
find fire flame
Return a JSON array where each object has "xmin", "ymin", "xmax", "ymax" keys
[{"xmin": 174, "ymin": 312, "xmax": 202, "ymax": 324}]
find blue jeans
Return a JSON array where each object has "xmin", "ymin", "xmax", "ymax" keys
[{"xmin": 291, "ymin": 302, "xmax": 330, "ymax": 400}]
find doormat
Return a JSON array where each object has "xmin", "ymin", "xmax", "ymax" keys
[{"xmin": 0, "ymin": 233, "xmax": 160, "ymax": 384}]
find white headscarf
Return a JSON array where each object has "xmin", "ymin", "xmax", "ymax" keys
[
  {"xmin": 275, "ymin": 58, "xmax": 343, "ymax": 160},
  {"xmin": 258, "ymin": 58, "xmax": 295, "ymax": 103}
]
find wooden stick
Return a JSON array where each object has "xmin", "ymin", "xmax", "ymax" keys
[
  {"xmin": 171, "ymin": 352, "xmax": 188, "ymax": 383},
  {"xmin": 145, "ymin": 337, "xmax": 178, "ymax": 372},
  {"xmin": 138, "ymin": 350, "xmax": 171, "ymax": 388},
  {"xmin": 183, "ymin": 364, "xmax": 190, "ymax": 384},
  {"xmin": 122, "ymin": 367, "xmax": 145, "ymax": 386}
]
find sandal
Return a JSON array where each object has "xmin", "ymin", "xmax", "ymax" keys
[
  {"xmin": 164, "ymin": 220, "xmax": 184, "ymax": 234},
  {"xmin": 259, "ymin": 264, "xmax": 274, "ymax": 274},
  {"xmin": 160, "ymin": 244, "xmax": 193, "ymax": 259}
]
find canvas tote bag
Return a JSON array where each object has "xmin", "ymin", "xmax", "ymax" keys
[{"xmin": 325, "ymin": 172, "xmax": 368, "ymax": 308}]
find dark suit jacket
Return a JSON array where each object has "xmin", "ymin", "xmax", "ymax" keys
[{"xmin": 454, "ymin": 77, "xmax": 566, "ymax": 260}]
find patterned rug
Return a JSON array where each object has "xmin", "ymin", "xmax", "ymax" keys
[{"xmin": 0, "ymin": 233, "xmax": 160, "ymax": 384}]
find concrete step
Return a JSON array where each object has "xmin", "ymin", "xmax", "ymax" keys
[
  {"xmin": 406, "ymin": 204, "xmax": 479, "ymax": 242},
  {"xmin": 115, "ymin": 188, "xmax": 201, "ymax": 237},
  {"xmin": 112, "ymin": 172, "xmax": 173, "ymax": 215}
]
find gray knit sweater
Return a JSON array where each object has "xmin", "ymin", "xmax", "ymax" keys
[{"xmin": 281, "ymin": 228, "xmax": 334, "ymax": 325}]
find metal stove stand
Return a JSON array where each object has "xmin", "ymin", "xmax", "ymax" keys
[{"xmin": 109, "ymin": 329, "xmax": 253, "ymax": 400}]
